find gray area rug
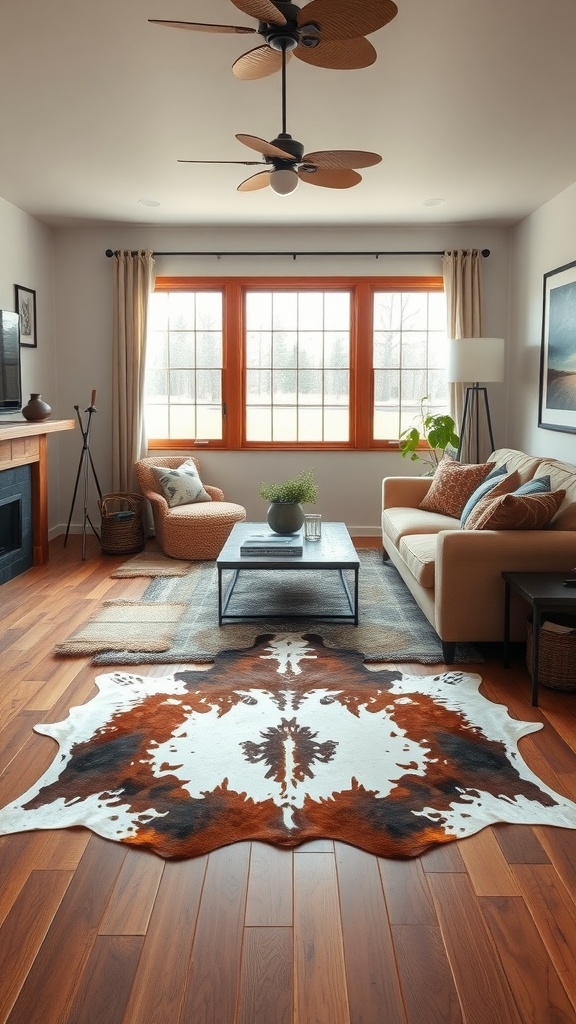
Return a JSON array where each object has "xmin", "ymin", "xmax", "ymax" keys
[{"xmin": 91, "ymin": 550, "xmax": 483, "ymax": 666}]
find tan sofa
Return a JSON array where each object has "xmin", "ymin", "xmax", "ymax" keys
[{"xmin": 381, "ymin": 448, "xmax": 576, "ymax": 662}]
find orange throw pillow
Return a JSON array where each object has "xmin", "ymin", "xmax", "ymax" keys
[
  {"xmin": 419, "ymin": 459, "xmax": 493, "ymax": 518},
  {"xmin": 463, "ymin": 489, "xmax": 566, "ymax": 531}
]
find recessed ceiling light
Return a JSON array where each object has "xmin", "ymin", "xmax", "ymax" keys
[
  {"xmin": 138, "ymin": 198, "xmax": 160, "ymax": 208},
  {"xmin": 422, "ymin": 197, "xmax": 444, "ymax": 207}
]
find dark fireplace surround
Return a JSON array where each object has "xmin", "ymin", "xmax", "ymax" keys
[{"xmin": 0, "ymin": 465, "xmax": 33, "ymax": 584}]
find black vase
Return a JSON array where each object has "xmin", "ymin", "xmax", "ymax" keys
[
  {"xmin": 22, "ymin": 393, "xmax": 52, "ymax": 422},
  {"xmin": 266, "ymin": 502, "xmax": 305, "ymax": 535}
]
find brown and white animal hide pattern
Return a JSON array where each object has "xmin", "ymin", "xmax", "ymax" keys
[{"xmin": 1, "ymin": 633, "xmax": 575, "ymax": 859}]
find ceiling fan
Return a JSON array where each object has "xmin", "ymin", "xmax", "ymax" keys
[
  {"xmin": 149, "ymin": 0, "xmax": 398, "ymax": 79},
  {"xmin": 177, "ymin": 43, "xmax": 382, "ymax": 193}
]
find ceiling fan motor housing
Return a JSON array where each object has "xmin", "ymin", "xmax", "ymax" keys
[
  {"xmin": 259, "ymin": 2, "xmax": 318, "ymax": 52},
  {"xmin": 270, "ymin": 133, "xmax": 305, "ymax": 163}
]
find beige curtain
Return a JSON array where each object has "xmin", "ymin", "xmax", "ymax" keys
[
  {"xmin": 112, "ymin": 250, "xmax": 156, "ymax": 492},
  {"xmin": 442, "ymin": 249, "xmax": 484, "ymax": 462}
]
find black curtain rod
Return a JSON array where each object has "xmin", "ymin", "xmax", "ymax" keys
[{"xmin": 105, "ymin": 248, "xmax": 490, "ymax": 259}]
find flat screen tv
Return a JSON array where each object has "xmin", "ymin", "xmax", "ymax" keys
[{"xmin": 0, "ymin": 310, "xmax": 22, "ymax": 414}]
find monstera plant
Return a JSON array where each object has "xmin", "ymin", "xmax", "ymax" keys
[{"xmin": 399, "ymin": 397, "xmax": 459, "ymax": 474}]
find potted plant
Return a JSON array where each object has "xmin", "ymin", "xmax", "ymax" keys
[
  {"xmin": 259, "ymin": 468, "xmax": 319, "ymax": 534},
  {"xmin": 399, "ymin": 397, "xmax": 459, "ymax": 474}
]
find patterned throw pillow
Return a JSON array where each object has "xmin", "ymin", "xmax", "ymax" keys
[
  {"xmin": 419, "ymin": 459, "xmax": 493, "ymax": 519},
  {"xmin": 460, "ymin": 463, "xmax": 508, "ymax": 524},
  {"xmin": 463, "ymin": 489, "xmax": 566, "ymax": 531},
  {"xmin": 151, "ymin": 460, "xmax": 212, "ymax": 508}
]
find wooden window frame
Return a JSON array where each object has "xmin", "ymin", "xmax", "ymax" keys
[{"xmin": 148, "ymin": 275, "xmax": 444, "ymax": 451}]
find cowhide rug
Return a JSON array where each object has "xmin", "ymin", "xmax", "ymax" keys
[{"xmin": 2, "ymin": 634, "xmax": 576, "ymax": 859}]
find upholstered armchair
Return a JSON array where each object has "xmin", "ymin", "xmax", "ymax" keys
[{"xmin": 134, "ymin": 455, "xmax": 246, "ymax": 560}]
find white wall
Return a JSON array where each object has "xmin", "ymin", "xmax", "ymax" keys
[
  {"xmin": 0, "ymin": 197, "xmax": 67, "ymax": 528},
  {"xmin": 509, "ymin": 182, "xmax": 576, "ymax": 464},
  {"xmin": 52, "ymin": 222, "xmax": 511, "ymax": 535}
]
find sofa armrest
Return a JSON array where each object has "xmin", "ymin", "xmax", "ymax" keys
[
  {"xmin": 434, "ymin": 528, "xmax": 576, "ymax": 641},
  {"xmin": 382, "ymin": 476, "xmax": 432, "ymax": 510}
]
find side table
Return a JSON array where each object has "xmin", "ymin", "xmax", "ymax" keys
[{"xmin": 502, "ymin": 571, "xmax": 576, "ymax": 706}]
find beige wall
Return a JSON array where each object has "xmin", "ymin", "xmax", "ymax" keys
[{"xmin": 509, "ymin": 181, "xmax": 576, "ymax": 465}]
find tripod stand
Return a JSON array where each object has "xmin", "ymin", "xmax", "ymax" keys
[{"xmin": 64, "ymin": 390, "xmax": 103, "ymax": 560}]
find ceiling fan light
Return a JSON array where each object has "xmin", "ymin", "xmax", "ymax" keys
[{"xmin": 270, "ymin": 168, "xmax": 299, "ymax": 195}]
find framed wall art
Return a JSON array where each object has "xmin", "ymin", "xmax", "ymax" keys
[
  {"xmin": 14, "ymin": 284, "xmax": 37, "ymax": 348},
  {"xmin": 539, "ymin": 259, "xmax": 576, "ymax": 433}
]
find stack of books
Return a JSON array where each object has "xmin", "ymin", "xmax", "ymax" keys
[{"xmin": 240, "ymin": 530, "xmax": 303, "ymax": 557}]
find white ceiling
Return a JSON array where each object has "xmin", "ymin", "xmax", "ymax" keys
[{"xmin": 2, "ymin": 0, "xmax": 576, "ymax": 229}]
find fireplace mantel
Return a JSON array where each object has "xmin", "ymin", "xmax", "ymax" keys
[{"xmin": 0, "ymin": 419, "xmax": 75, "ymax": 565}]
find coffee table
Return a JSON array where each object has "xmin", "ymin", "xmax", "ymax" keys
[{"xmin": 216, "ymin": 521, "xmax": 360, "ymax": 626}]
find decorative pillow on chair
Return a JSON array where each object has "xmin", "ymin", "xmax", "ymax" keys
[
  {"xmin": 418, "ymin": 459, "xmax": 493, "ymax": 518},
  {"xmin": 463, "ymin": 489, "xmax": 566, "ymax": 531},
  {"xmin": 460, "ymin": 464, "xmax": 518, "ymax": 525},
  {"xmin": 513, "ymin": 475, "xmax": 551, "ymax": 496},
  {"xmin": 151, "ymin": 460, "xmax": 212, "ymax": 507}
]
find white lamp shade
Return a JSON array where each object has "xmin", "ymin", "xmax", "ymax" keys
[
  {"xmin": 447, "ymin": 337, "xmax": 505, "ymax": 383},
  {"xmin": 270, "ymin": 169, "xmax": 299, "ymax": 195}
]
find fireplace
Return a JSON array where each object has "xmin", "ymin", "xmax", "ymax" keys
[{"xmin": 0, "ymin": 466, "xmax": 33, "ymax": 584}]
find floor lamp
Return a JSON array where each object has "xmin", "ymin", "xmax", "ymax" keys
[{"xmin": 447, "ymin": 338, "xmax": 505, "ymax": 462}]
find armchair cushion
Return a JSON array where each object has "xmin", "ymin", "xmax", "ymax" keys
[{"xmin": 150, "ymin": 459, "xmax": 212, "ymax": 508}]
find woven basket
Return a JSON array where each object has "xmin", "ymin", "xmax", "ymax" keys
[
  {"xmin": 99, "ymin": 493, "xmax": 146, "ymax": 555},
  {"xmin": 526, "ymin": 615, "xmax": 576, "ymax": 692}
]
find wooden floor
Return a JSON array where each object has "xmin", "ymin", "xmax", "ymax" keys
[{"xmin": 1, "ymin": 536, "xmax": 576, "ymax": 1024}]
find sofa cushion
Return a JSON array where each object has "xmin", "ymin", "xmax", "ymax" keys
[
  {"xmin": 382, "ymin": 507, "xmax": 461, "ymax": 548},
  {"xmin": 531, "ymin": 459, "xmax": 576, "ymax": 530},
  {"xmin": 150, "ymin": 459, "xmax": 212, "ymax": 507},
  {"xmin": 514, "ymin": 474, "xmax": 551, "ymax": 495},
  {"xmin": 398, "ymin": 534, "xmax": 437, "ymax": 589},
  {"xmin": 463, "ymin": 489, "xmax": 566, "ymax": 531},
  {"xmin": 460, "ymin": 466, "xmax": 520, "ymax": 525},
  {"xmin": 419, "ymin": 458, "xmax": 493, "ymax": 518}
]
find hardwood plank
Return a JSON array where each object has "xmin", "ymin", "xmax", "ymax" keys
[
  {"xmin": 6, "ymin": 836, "xmax": 128, "ymax": 1024},
  {"xmin": 458, "ymin": 828, "xmax": 520, "ymax": 896},
  {"xmin": 99, "ymin": 851, "xmax": 165, "ymax": 935},
  {"xmin": 420, "ymin": 841, "xmax": 466, "ymax": 873},
  {"xmin": 427, "ymin": 872, "xmax": 524, "ymax": 1024},
  {"xmin": 122, "ymin": 857, "xmax": 207, "ymax": 1024},
  {"xmin": 65, "ymin": 935, "xmax": 145, "ymax": 1024},
  {"xmin": 0, "ymin": 869, "xmax": 73, "ymax": 1021},
  {"xmin": 480, "ymin": 895, "xmax": 576, "ymax": 1021},
  {"xmin": 237, "ymin": 927, "xmax": 292, "ymax": 1024},
  {"xmin": 493, "ymin": 823, "xmax": 551, "ymax": 865},
  {"xmin": 245, "ymin": 842, "xmax": 293, "ymax": 927},
  {"xmin": 512, "ymin": 863, "xmax": 576, "ymax": 1005},
  {"xmin": 294, "ymin": 851, "xmax": 350, "ymax": 1024},
  {"xmin": 392, "ymin": 925, "xmax": 463, "ymax": 1023},
  {"xmin": 336, "ymin": 843, "xmax": 406, "ymax": 1024},
  {"xmin": 181, "ymin": 843, "xmax": 251, "ymax": 1024},
  {"xmin": 379, "ymin": 856, "xmax": 436, "ymax": 925}
]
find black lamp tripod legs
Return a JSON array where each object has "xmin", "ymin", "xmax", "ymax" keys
[{"xmin": 64, "ymin": 394, "xmax": 103, "ymax": 560}]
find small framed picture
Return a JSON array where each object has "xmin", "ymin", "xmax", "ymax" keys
[
  {"xmin": 14, "ymin": 284, "xmax": 37, "ymax": 348},
  {"xmin": 538, "ymin": 260, "xmax": 576, "ymax": 433}
]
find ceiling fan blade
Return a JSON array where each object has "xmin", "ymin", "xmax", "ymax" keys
[
  {"xmin": 237, "ymin": 170, "xmax": 272, "ymax": 192},
  {"xmin": 295, "ymin": 36, "xmax": 376, "ymax": 70},
  {"xmin": 178, "ymin": 159, "xmax": 265, "ymax": 166},
  {"xmin": 298, "ymin": 168, "xmax": 362, "ymax": 189},
  {"xmin": 232, "ymin": 45, "xmax": 291, "ymax": 80},
  {"xmin": 231, "ymin": 0, "xmax": 287, "ymax": 26},
  {"xmin": 303, "ymin": 149, "xmax": 382, "ymax": 169},
  {"xmin": 236, "ymin": 133, "xmax": 295, "ymax": 160},
  {"xmin": 148, "ymin": 19, "xmax": 255, "ymax": 35},
  {"xmin": 298, "ymin": 0, "xmax": 397, "ymax": 40}
]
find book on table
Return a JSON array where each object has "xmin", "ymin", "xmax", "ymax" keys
[{"xmin": 240, "ymin": 530, "xmax": 303, "ymax": 557}]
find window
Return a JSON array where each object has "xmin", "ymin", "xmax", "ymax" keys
[{"xmin": 145, "ymin": 276, "xmax": 447, "ymax": 450}]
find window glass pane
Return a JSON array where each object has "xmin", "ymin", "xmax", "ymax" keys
[
  {"xmin": 324, "ymin": 333, "xmax": 349, "ymax": 368},
  {"xmin": 196, "ymin": 405, "xmax": 222, "ymax": 439},
  {"xmin": 324, "ymin": 369, "xmax": 349, "ymax": 405},
  {"xmin": 246, "ymin": 369, "xmax": 271, "ymax": 404},
  {"xmin": 273, "ymin": 292, "xmax": 298, "ymax": 330},
  {"xmin": 298, "ymin": 332, "xmax": 323, "ymax": 368},
  {"xmin": 273, "ymin": 369, "xmax": 297, "ymax": 403},
  {"xmin": 146, "ymin": 291, "xmax": 223, "ymax": 441},
  {"xmin": 246, "ymin": 406, "xmax": 271, "ymax": 441},
  {"xmin": 298, "ymin": 293, "xmax": 324, "ymax": 330},
  {"xmin": 273, "ymin": 332, "xmax": 297, "ymax": 368},
  {"xmin": 373, "ymin": 331, "xmax": 400, "ymax": 368},
  {"xmin": 401, "ymin": 292, "xmax": 428, "ymax": 330},
  {"xmin": 401, "ymin": 332, "xmax": 427, "ymax": 368},
  {"xmin": 324, "ymin": 292, "xmax": 350, "ymax": 330},
  {"xmin": 323, "ymin": 407, "xmax": 349, "ymax": 442},
  {"xmin": 247, "ymin": 331, "xmax": 271, "ymax": 367},
  {"xmin": 298, "ymin": 407, "xmax": 323, "ymax": 441},
  {"xmin": 298, "ymin": 369, "xmax": 323, "ymax": 404},
  {"xmin": 273, "ymin": 406, "xmax": 297, "ymax": 441}
]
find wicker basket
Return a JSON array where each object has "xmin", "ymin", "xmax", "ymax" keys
[
  {"xmin": 99, "ymin": 493, "xmax": 145, "ymax": 555},
  {"xmin": 526, "ymin": 615, "xmax": 576, "ymax": 692}
]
